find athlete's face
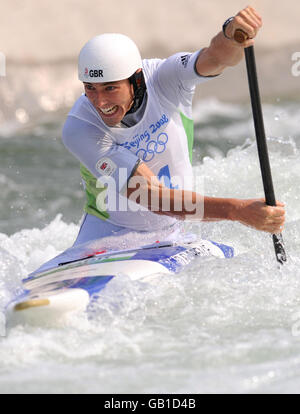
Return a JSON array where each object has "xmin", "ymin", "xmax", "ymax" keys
[{"xmin": 83, "ymin": 79, "xmax": 134, "ymax": 127}]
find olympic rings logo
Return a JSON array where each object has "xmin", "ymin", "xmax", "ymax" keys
[{"xmin": 135, "ymin": 132, "xmax": 169, "ymax": 162}]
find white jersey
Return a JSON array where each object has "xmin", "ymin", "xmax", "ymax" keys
[{"xmin": 62, "ymin": 51, "xmax": 213, "ymax": 231}]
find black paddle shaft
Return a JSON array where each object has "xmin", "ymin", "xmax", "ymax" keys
[{"xmin": 244, "ymin": 46, "xmax": 287, "ymax": 264}]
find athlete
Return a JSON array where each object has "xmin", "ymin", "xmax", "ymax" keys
[{"xmin": 33, "ymin": 6, "xmax": 285, "ymax": 274}]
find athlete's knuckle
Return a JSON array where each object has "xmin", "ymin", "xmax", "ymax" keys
[{"xmin": 234, "ymin": 15, "xmax": 243, "ymax": 25}]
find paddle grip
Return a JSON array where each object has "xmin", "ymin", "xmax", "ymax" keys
[{"xmin": 234, "ymin": 29, "xmax": 249, "ymax": 43}]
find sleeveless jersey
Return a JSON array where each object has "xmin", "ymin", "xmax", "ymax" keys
[{"xmin": 62, "ymin": 51, "xmax": 213, "ymax": 231}]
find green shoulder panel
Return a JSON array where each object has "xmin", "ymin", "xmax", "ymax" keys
[
  {"xmin": 180, "ymin": 111, "xmax": 194, "ymax": 163},
  {"xmin": 80, "ymin": 163, "xmax": 109, "ymax": 220}
]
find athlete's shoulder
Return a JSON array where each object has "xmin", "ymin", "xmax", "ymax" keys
[
  {"xmin": 62, "ymin": 95, "xmax": 107, "ymax": 146},
  {"xmin": 142, "ymin": 58, "xmax": 164, "ymax": 82},
  {"xmin": 68, "ymin": 94, "xmax": 93, "ymax": 117},
  {"xmin": 65, "ymin": 94, "xmax": 107, "ymax": 131}
]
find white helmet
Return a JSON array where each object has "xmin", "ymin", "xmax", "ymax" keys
[{"xmin": 78, "ymin": 33, "xmax": 142, "ymax": 83}]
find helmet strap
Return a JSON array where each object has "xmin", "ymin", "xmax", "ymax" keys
[{"xmin": 126, "ymin": 70, "xmax": 146, "ymax": 114}]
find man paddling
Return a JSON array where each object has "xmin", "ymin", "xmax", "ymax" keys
[{"xmin": 34, "ymin": 6, "xmax": 285, "ymax": 273}]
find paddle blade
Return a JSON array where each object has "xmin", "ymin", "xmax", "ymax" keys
[{"xmin": 273, "ymin": 233, "xmax": 287, "ymax": 264}]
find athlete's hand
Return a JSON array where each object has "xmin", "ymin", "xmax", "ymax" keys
[
  {"xmin": 225, "ymin": 6, "xmax": 263, "ymax": 47},
  {"xmin": 232, "ymin": 198, "xmax": 286, "ymax": 234}
]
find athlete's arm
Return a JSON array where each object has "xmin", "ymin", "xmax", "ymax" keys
[
  {"xmin": 195, "ymin": 6, "xmax": 262, "ymax": 76},
  {"xmin": 127, "ymin": 162, "xmax": 285, "ymax": 234}
]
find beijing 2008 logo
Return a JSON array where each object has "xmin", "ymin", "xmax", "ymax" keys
[{"xmin": 135, "ymin": 132, "xmax": 169, "ymax": 162}]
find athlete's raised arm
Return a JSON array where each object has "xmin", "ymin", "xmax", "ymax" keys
[{"xmin": 195, "ymin": 6, "xmax": 262, "ymax": 76}]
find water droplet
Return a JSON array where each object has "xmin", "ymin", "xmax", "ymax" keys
[{"xmin": 15, "ymin": 108, "xmax": 29, "ymax": 124}]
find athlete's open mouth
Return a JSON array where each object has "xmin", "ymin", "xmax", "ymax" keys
[{"xmin": 99, "ymin": 105, "xmax": 118, "ymax": 116}]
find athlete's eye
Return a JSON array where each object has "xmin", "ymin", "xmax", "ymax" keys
[
  {"xmin": 85, "ymin": 84, "xmax": 95, "ymax": 91},
  {"xmin": 105, "ymin": 86, "xmax": 116, "ymax": 92}
]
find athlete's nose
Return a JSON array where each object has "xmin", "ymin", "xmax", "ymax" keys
[{"xmin": 94, "ymin": 91, "xmax": 109, "ymax": 108}]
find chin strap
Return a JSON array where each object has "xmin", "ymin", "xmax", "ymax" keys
[{"xmin": 126, "ymin": 70, "xmax": 147, "ymax": 114}]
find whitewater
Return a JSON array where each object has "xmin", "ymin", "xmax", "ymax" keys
[{"xmin": 0, "ymin": 97, "xmax": 300, "ymax": 393}]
